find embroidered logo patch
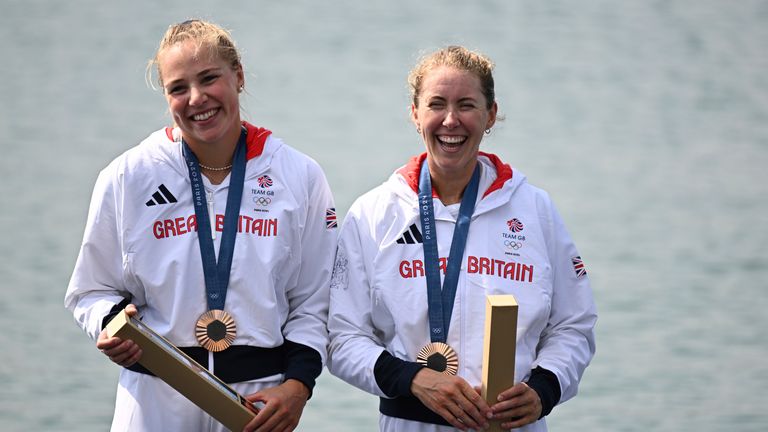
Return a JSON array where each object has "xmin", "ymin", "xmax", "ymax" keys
[
  {"xmin": 145, "ymin": 184, "xmax": 178, "ymax": 207},
  {"xmin": 257, "ymin": 175, "xmax": 273, "ymax": 188},
  {"xmin": 507, "ymin": 218, "xmax": 524, "ymax": 233},
  {"xmin": 325, "ymin": 208, "xmax": 337, "ymax": 229},
  {"xmin": 396, "ymin": 224, "xmax": 423, "ymax": 244},
  {"xmin": 330, "ymin": 244, "xmax": 349, "ymax": 290},
  {"xmin": 502, "ymin": 218, "xmax": 526, "ymax": 257},
  {"xmin": 572, "ymin": 256, "xmax": 587, "ymax": 278}
]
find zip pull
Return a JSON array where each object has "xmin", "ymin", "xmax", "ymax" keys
[{"xmin": 207, "ymin": 190, "xmax": 216, "ymax": 240}]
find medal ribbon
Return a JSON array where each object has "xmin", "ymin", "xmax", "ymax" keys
[
  {"xmin": 182, "ymin": 128, "xmax": 247, "ymax": 311},
  {"xmin": 418, "ymin": 159, "xmax": 481, "ymax": 344}
]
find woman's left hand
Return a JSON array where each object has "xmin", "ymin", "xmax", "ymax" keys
[
  {"xmin": 490, "ymin": 382, "xmax": 542, "ymax": 429},
  {"xmin": 242, "ymin": 379, "xmax": 309, "ymax": 432}
]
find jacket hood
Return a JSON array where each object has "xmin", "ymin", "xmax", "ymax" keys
[
  {"xmin": 152, "ymin": 121, "xmax": 275, "ymax": 179},
  {"xmin": 392, "ymin": 152, "xmax": 525, "ymax": 208},
  {"xmin": 164, "ymin": 121, "xmax": 272, "ymax": 161}
]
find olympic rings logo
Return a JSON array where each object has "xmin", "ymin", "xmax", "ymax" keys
[
  {"xmin": 504, "ymin": 240, "xmax": 522, "ymax": 250},
  {"xmin": 253, "ymin": 197, "xmax": 272, "ymax": 206}
]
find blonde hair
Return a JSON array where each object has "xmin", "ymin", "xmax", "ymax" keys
[
  {"xmin": 146, "ymin": 19, "xmax": 242, "ymax": 90},
  {"xmin": 408, "ymin": 46, "xmax": 496, "ymax": 110}
]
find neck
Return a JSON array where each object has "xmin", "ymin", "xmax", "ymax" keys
[
  {"xmin": 428, "ymin": 160, "xmax": 478, "ymax": 205},
  {"xmin": 184, "ymin": 123, "xmax": 242, "ymax": 169},
  {"xmin": 201, "ymin": 168, "xmax": 230, "ymax": 185}
]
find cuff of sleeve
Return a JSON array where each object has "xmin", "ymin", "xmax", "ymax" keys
[
  {"xmin": 374, "ymin": 350, "xmax": 424, "ymax": 398},
  {"xmin": 283, "ymin": 340, "xmax": 323, "ymax": 399},
  {"xmin": 100, "ymin": 298, "xmax": 131, "ymax": 330},
  {"xmin": 526, "ymin": 366, "xmax": 561, "ymax": 419}
]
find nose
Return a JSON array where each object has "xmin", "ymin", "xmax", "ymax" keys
[
  {"xmin": 189, "ymin": 86, "xmax": 207, "ymax": 106},
  {"xmin": 443, "ymin": 110, "xmax": 460, "ymax": 129}
]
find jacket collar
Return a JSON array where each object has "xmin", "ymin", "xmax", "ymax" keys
[
  {"xmin": 164, "ymin": 121, "xmax": 272, "ymax": 162},
  {"xmin": 396, "ymin": 151, "xmax": 513, "ymax": 199}
]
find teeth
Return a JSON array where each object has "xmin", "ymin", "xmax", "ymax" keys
[
  {"xmin": 193, "ymin": 109, "xmax": 217, "ymax": 121},
  {"xmin": 438, "ymin": 135, "xmax": 465, "ymax": 144}
]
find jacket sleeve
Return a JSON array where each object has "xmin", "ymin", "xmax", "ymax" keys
[
  {"xmin": 326, "ymin": 207, "xmax": 392, "ymax": 397},
  {"xmin": 64, "ymin": 164, "xmax": 131, "ymax": 341},
  {"xmin": 281, "ymin": 159, "xmax": 336, "ymax": 383},
  {"xmin": 534, "ymin": 197, "xmax": 597, "ymax": 404}
]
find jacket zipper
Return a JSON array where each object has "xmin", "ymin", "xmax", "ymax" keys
[{"xmin": 207, "ymin": 190, "xmax": 216, "ymax": 240}]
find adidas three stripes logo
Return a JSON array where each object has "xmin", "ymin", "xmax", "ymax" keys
[
  {"xmin": 145, "ymin": 184, "xmax": 178, "ymax": 206},
  {"xmin": 396, "ymin": 223, "xmax": 423, "ymax": 244}
]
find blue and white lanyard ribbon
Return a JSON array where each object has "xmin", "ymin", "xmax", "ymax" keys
[
  {"xmin": 182, "ymin": 129, "xmax": 247, "ymax": 311},
  {"xmin": 418, "ymin": 159, "xmax": 481, "ymax": 344}
]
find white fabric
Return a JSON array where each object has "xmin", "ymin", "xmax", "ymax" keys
[
  {"xmin": 65, "ymin": 126, "xmax": 336, "ymax": 431},
  {"xmin": 328, "ymin": 154, "xmax": 596, "ymax": 431},
  {"xmin": 110, "ymin": 370, "xmax": 279, "ymax": 432}
]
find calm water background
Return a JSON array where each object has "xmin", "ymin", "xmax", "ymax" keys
[{"xmin": 1, "ymin": 0, "xmax": 767, "ymax": 430}]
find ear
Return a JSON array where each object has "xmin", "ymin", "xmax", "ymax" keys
[
  {"xmin": 486, "ymin": 101, "xmax": 498, "ymax": 129},
  {"xmin": 410, "ymin": 103, "xmax": 419, "ymax": 128},
  {"xmin": 236, "ymin": 64, "xmax": 245, "ymax": 89}
]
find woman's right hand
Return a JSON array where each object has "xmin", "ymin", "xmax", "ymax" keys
[
  {"xmin": 95, "ymin": 304, "xmax": 142, "ymax": 367},
  {"xmin": 410, "ymin": 368, "xmax": 491, "ymax": 431}
]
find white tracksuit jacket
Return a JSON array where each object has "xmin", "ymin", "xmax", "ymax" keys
[
  {"xmin": 65, "ymin": 122, "xmax": 336, "ymax": 431},
  {"xmin": 327, "ymin": 152, "xmax": 597, "ymax": 431}
]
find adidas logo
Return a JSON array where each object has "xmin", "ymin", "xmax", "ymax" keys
[
  {"xmin": 145, "ymin": 184, "xmax": 178, "ymax": 206},
  {"xmin": 396, "ymin": 224, "xmax": 423, "ymax": 244}
]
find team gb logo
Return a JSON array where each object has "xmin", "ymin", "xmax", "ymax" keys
[
  {"xmin": 257, "ymin": 175, "xmax": 273, "ymax": 188},
  {"xmin": 507, "ymin": 218, "xmax": 524, "ymax": 233}
]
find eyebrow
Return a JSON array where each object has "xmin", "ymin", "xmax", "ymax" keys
[
  {"xmin": 164, "ymin": 67, "xmax": 223, "ymax": 89},
  {"xmin": 425, "ymin": 95, "xmax": 479, "ymax": 103}
]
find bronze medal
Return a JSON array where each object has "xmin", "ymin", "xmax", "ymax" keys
[
  {"xmin": 195, "ymin": 309, "xmax": 236, "ymax": 352},
  {"xmin": 416, "ymin": 342, "xmax": 458, "ymax": 375}
]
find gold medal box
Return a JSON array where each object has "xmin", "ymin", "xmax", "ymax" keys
[{"xmin": 106, "ymin": 309, "xmax": 257, "ymax": 431}]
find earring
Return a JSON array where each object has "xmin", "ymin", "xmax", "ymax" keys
[
  {"xmin": 485, "ymin": 128, "xmax": 491, "ymax": 135},
  {"xmin": 416, "ymin": 126, "xmax": 422, "ymax": 134}
]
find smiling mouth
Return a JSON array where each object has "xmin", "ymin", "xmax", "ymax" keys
[
  {"xmin": 192, "ymin": 108, "xmax": 219, "ymax": 121},
  {"xmin": 437, "ymin": 135, "xmax": 467, "ymax": 147}
]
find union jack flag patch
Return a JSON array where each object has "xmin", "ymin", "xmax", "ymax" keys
[
  {"xmin": 572, "ymin": 256, "xmax": 587, "ymax": 278},
  {"xmin": 325, "ymin": 208, "xmax": 337, "ymax": 229}
]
